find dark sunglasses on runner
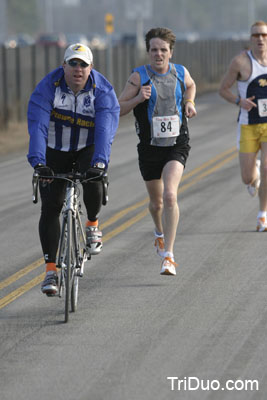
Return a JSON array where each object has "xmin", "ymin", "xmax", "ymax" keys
[
  {"xmin": 251, "ymin": 33, "xmax": 267, "ymax": 38},
  {"xmin": 67, "ymin": 59, "xmax": 89, "ymax": 68}
]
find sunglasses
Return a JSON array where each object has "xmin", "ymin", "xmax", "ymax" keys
[
  {"xmin": 67, "ymin": 60, "xmax": 89, "ymax": 68},
  {"xmin": 251, "ymin": 33, "xmax": 267, "ymax": 38}
]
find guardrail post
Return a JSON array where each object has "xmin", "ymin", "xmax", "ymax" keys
[
  {"xmin": 31, "ymin": 44, "xmax": 36, "ymax": 91},
  {"xmin": 1, "ymin": 45, "xmax": 8, "ymax": 129},
  {"xmin": 15, "ymin": 46, "xmax": 21, "ymax": 121}
]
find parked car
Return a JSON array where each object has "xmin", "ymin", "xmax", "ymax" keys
[
  {"xmin": 87, "ymin": 34, "xmax": 107, "ymax": 49},
  {"xmin": 36, "ymin": 33, "xmax": 67, "ymax": 47},
  {"xmin": 65, "ymin": 33, "xmax": 89, "ymax": 46},
  {"xmin": 4, "ymin": 33, "xmax": 35, "ymax": 48},
  {"xmin": 120, "ymin": 34, "xmax": 137, "ymax": 45},
  {"xmin": 175, "ymin": 32, "xmax": 200, "ymax": 42}
]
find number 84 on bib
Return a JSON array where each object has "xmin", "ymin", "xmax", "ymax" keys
[{"xmin": 152, "ymin": 115, "xmax": 180, "ymax": 138}]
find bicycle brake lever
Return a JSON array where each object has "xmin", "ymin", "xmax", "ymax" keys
[{"xmin": 32, "ymin": 172, "xmax": 39, "ymax": 204}]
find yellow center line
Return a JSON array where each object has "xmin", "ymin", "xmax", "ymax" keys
[
  {"xmin": 101, "ymin": 147, "xmax": 238, "ymax": 230},
  {"xmin": 0, "ymin": 148, "xmax": 238, "ymax": 309},
  {"xmin": 0, "ymin": 274, "xmax": 45, "ymax": 309},
  {"xmin": 0, "ymin": 148, "xmax": 238, "ymax": 293},
  {"xmin": 103, "ymin": 208, "xmax": 149, "ymax": 242},
  {"xmin": 100, "ymin": 197, "xmax": 148, "ymax": 229},
  {"xmin": 0, "ymin": 210, "xmax": 151, "ymax": 310},
  {"xmin": 0, "ymin": 258, "xmax": 44, "ymax": 290},
  {"xmin": 181, "ymin": 146, "xmax": 237, "ymax": 183},
  {"xmin": 179, "ymin": 153, "xmax": 238, "ymax": 194}
]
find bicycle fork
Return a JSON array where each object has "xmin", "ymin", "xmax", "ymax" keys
[{"xmin": 66, "ymin": 185, "xmax": 87, "ymax": 278}]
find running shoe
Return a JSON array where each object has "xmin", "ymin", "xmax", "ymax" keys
[
  {"xmin": 155, "ymin": 236, "xmax": 165, "ymax": 258},
  {"xmin": 160, "ymin": 257, "xmax": 177, "ymax": 276},
  {"xmin": 41, "ymin": 272, "xmax": 58, "ymax": 295},
  {"xmin": 256, "ymin": 217, "xmax": 267, "ymax": 232},
  {"xmin": 86, "ymin": 226, "xmax": 103, "ymax": 255},
  {"xmin": 247, "ymin": 160, "xmax": 261, "ymax": 197}
]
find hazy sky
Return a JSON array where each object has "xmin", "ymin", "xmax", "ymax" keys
[{"xmin": 2, "ymin": 0, "xmax": 267, "ymax": 40}]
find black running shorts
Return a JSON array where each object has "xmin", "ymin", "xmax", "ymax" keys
[{"xmin": 137, "ymin": 138, "xmax": 191, "ymax": 181}]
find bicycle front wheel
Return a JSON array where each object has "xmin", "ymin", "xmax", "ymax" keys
[
  {"xmin": 71, "ymin": 216, "xmax": 82, "ymax": 312},
  {"xmin": 71, "ymin": 274, "xmax": 79, "ymax": 312},
  {"xmin": 65, "ymin": 209, "xmax": 73, "ymax": 323}
]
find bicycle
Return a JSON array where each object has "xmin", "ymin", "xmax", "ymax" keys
[{"xmin": 32, "ymin": 166, "xmax": 108, "ymax": 323}]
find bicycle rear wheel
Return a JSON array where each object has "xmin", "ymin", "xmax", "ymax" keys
[
  {"xmin": 65, "ymin": 209, "xmax": 73, "ymax": 323},
  {"xmin": 71, "ymin": 274, "xmax": 79, "ymax": 312}
]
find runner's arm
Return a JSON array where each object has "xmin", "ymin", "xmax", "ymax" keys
[
  {"xmin": 118, "ymin": 72, "xmax": 151, "ymax": 116},
  {"xmin": 92, "ymin": 86, "xmax": 120, "ymax": 167},
  {"xmin": 183, "ymin": 68, "xmax": 197, "ymax": 118},
  {"xmin": 219, "ymin": 57, "xmax": 241, "ymax": 104},
  {"xmin": 219, "ymin": 54, "xmax": 257, "ymax": 110},
  {"xmin": 27, "ymin": 80, "xmax": 54, "ymax": 167}
]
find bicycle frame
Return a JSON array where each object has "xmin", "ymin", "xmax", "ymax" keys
[
  {"xmin": 58, "ymin": 182, "xmax": 88, "ymax": 276},
  {"xmin": 57, "ymin": 180, "xmax": 89, "ymax": 322},
  {"xmin": 32, "ymin": 169, "xmax": 105, "ymax": 323}
]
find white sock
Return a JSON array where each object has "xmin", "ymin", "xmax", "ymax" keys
[
  {"xmin": 164, "ymin": 251, "xmax": 174, "ymax": 260},
  {"xmin": 154, "ymin": 229, "xmax": 164, "ymax": 238},
  {"xmin": 257, "ymin": 211, "xmax": 266, "ymax": 219}
]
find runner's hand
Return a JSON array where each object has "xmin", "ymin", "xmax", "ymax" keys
[
  {"xmin": 185, "ymin": 102, "xmax": 197, "ymax": 118},
  {"xmin": 138, "ymin": 85, "xmax": 152, "ymax": 102},
  {"xmin": 240, "ymin": 96, "xmax": 257, "ymax": 111}
]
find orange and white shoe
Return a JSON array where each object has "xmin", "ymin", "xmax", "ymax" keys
[
  {"xmin": 160, "ymin": 257, "xmax": 177, "ymax": 276},
  {"xmin": 256, "ymin": 217, "xmax": 267, "ymax": 232},
  {"xmin": 155, "ymin": 236, "xmax": 165, "ymax": 257}
]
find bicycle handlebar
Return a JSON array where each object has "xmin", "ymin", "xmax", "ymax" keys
[{"xmin": 32, "ymin": 169, "xmax": 107, "ymax": 204}]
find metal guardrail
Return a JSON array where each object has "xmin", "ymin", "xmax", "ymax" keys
[{"xmin": 0, "ymin": 39, "xmax": 248, "ymax": 129}]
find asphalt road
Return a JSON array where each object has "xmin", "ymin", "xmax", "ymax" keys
[{"xmin": 1, "ymin": 92, "xmax": 266, "ymax": 400}]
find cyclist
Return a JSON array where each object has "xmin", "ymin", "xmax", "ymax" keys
[
  {"xmin": 118, "ymin": 28, "xmax": 197, "ymax": 275},
  {"xmin": 219, "ymin": 21, "xmax": 267, "ymax": 232},
  {"xmin": 27, "ymin": 43, "xmax": 120, "ymax": 295}
]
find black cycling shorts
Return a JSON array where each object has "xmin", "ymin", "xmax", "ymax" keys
[{"xmin": 137, "ymin": 138, "xmax": 191, "ymax": 181}]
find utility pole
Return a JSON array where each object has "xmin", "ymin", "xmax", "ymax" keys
[
  {"xmin": 125, "ymin": 0, "xmax": 153, "ymax": 51},
  {"xmin": 105, "ymin": 13, "xmax": 114, "ymax": 84},
  {"xmin": 248, "ymin": 0, "xmax": 256, "ymax": 30},
  {"xmin": 45, "ymin": 0, "xmax": 54, "ymax": 32},
  {"xmin": 0, "ymin": 0, "xmax": 7, "ymax": 42}
]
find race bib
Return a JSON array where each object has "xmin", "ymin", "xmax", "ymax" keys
[
  {"xmin": 258, "ymin": 98, "xmax": 267, "ymax": 117},
  {"xmin": 152, "ymin": 115, "xmax": 180, "ymax": 138}
]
